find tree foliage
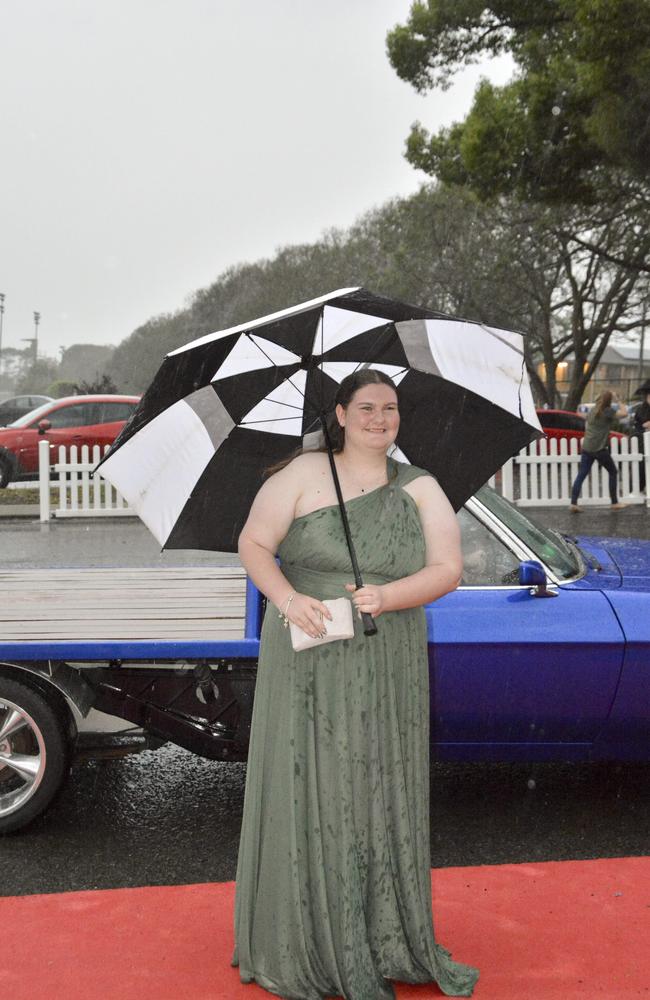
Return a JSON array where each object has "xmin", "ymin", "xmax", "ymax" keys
[
  {"xmin": 74, "ymin": 373, "xmax": 118, "ymax": 394},
  {"xmin": 15, "ymin": 358, "xmax": 60, "ymax": 395},
  {"xmin": 100, "ymin": 182, "xmax": 649, "ymax": 408},
  {"xmin": 46, "ymin": 380, "xmax": 78, "ymax": 398},
  {"xmin": 387, "ymin": 0, "xmax": 650, "ymax": 202}
]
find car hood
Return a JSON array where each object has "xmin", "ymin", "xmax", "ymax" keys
[{"xmin": 582, "ymin": 536, "xmax": 650, "ymax": 591}]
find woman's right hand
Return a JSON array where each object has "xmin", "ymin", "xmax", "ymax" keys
[{"xmin": 282, "ymin": 593, "xmax": 333, "ymax": 638}]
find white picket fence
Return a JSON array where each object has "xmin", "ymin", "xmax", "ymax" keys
[
  {"xmin": 38, "ymin": 440, "xmax": 134, "ymax": 520},
  {"xmin": 38, "ymin": 432, "xmax": 650, "ymax": 521},
  {"xmin": 488, "ymin": 431, "xmax": 650, "ymax": 507}
]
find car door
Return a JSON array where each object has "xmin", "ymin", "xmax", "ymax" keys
[
  {"xmin": 93, "ymin": 401, "xmax": 137, "ymax": 450},
  {"xmin": 428, "ymin": 506, "xmax": 625, "ymax": 752},
  {"xmin": 19, "ymin": 402, "xmax": 101, "ymax": 472}
]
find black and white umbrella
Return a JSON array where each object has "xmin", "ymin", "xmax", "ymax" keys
[{"xmin": 98, "ymin": 287, "xmax": 542, "ymax": 556}]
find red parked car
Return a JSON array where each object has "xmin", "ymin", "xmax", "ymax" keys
[
  {"xmin": 536, "ymin": 408, "xmax": 624, "ymax": 446},
  {"xmin": 0, "ymin": 395, "xmax": 140, "ymax": 488}
]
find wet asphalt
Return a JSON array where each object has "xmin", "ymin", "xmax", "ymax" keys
[{"xmin": 1, "ymin": 503, "xmax": 649, "ymax": 897}]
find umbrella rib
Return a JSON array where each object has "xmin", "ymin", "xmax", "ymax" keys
[
  {"xmin": 475, "ymin": 322, "xmax": 524, "ymax": 357},
  {"xmin": 240, "ymin": 416, "xmax": 305, "ymax": 426},
  {"xmin": 260, "ymin": 397, "xmax": 304, "ymax": 412},
  {"xmin": 245, "ymin": 333, "xmax": 307, "ymax": 402},
  {"xmin": 347, "ymin": 358, "xmax": 409, "ymax": 383}
]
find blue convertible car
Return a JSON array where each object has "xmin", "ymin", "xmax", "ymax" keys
[
  {"xmin": 1, "ymin": 488, "xmax": 649, "ymax": 832},
  {"xmin": 440, "ymin": 488, "xmax": 649, "ymax": 763}
]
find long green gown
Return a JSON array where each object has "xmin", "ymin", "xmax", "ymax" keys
[{"xmin": 232, "ymin": 459, "xmax": 479, "ymax": 999}]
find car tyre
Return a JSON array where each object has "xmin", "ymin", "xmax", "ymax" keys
[{"xmin": 0, "ymin": 678, "xmax": 71, "ymax": 834}]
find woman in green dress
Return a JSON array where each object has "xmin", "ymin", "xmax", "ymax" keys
[{"xmin": 232, "ymin": 370, "xmax": 479, "ymax": 999}]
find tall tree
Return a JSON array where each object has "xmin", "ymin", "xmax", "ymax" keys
[
  {"xmin": 387, "ymin": 1, "xmax": 650, "ymax": 204},
  {"xmin": 102, "ymin": 182, "xmax": 648, "ymax": 407}
]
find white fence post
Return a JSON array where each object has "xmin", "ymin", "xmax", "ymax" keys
[
  {"xmin": 645, "ymin": 431, "xmax": 650, "ymax": 507},
  {"xmin": 38, "ymin": 439, "xmax": 50, "ymax": 521},
  {"xmin": 37, "ymin": 443, "xmax": 135, "ymax": 518},
  {"xmin": 501, "ymin": 455, "xmax": 514, "ymax": 500},
  {"xmin": 58, "ymin": 444, "xmax": 67, "ymax": 513},
  {"xmin": 490, "ymin": 433, "xmax": 647, "ymax": 507}
]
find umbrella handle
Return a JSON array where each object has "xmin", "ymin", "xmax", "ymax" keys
[
  {"xmin": 320, "ymin": 413, "xmax": 378, "ymax": 639},
  {"xmin": 360, "ymin": 610, "xmax": 378, "ymax": 637}
]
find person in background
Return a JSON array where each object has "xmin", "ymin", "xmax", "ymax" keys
[
  {"xmin": 632, "ymin": 379, "xmax": 650, "ymax": 494},
  {"xmin": 570, "ymin": 390, "xmax": 628, "ymax": 512}
]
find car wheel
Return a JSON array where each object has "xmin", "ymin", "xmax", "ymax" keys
[
  {"xmin": 0, "ymin": 678, "xmax": 71, "ymax": 834},
  {"xmin": 0, "ymin": 455, "xmax": 13, "ymax": 489}
]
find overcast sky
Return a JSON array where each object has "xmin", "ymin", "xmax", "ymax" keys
[{"xmin": 0, "ymin": 1, "xmax": 513, "ymax": 357}]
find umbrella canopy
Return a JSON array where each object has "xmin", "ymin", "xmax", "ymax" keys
[{"xmin": 97, "ymin": 287, "xmax": 542, "ymax": 552}]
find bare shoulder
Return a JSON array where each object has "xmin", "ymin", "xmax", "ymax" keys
[
  {"xmin": 269, "ymin": 451, "xmax": 327, "ymax": 489},
  {"xmin": 286, "ymin": 451, "xmax": 330, "ymax": 474},
  {"xmin": 403, "ymin": 472, "xmax": 452, "ymax": 512},
  {"xmin": 261, "ymin": 451, "xmax": 326, "ymax": 488}
]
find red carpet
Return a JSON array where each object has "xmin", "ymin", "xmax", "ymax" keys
[{"xmin": 1, "ymin": 857, "xmax": 648, "ymax": 999}]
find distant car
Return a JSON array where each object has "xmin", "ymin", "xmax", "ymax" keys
[
  {"xmin": 0, "ymin": 394, "xmax": 140, "ymax": 487},
  {"xmin": 536, "ymin": 408, "xmax": 624, "ymax": 446},
  {"xmin": 0, "ymin": 394, "xmax": 52, "ymax": 426}
]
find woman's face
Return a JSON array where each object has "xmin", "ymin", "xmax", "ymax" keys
[{"xmin": 336, "ymin": 383, "xmax": 400, "ymax": 451}]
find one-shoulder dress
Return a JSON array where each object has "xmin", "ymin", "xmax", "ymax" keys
[{"xmin": 232, "ymin": 458, "xmax": 479, "ymax": 999}]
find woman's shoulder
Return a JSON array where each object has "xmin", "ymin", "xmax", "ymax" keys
[
  {"xmin": 267, "ymin": 450, "xmax": 329, "ymax": 487},
  {"xmin": 390, "ymin": 457, "xmax": 433, "ymax": 487},
  {"xmin": 286, "ymin": 450, "xmax": 329, "ymax": 473}
]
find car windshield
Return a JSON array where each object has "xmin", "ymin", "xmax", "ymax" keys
[
  {"xmin": 7, "ymin": 400, "xmax": 59, "ymax": 427},
  {"xmin": 474, "ymin": 485, "xmax": 583, "ymax": 580}
]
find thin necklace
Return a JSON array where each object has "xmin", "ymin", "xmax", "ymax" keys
[{"xmin": 337, "ymin": 456, "xmax": 388, "ymax": 493}]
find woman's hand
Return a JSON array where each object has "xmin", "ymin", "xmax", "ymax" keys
[
  {"xmin": 345, "ymin": 582, "xmax": 386, "ymax": 618},
  {"xmin": 283, "ymin": 593, "xmax": 333, "ymax": 638}
]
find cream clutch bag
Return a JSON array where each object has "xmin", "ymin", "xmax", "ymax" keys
[{"xmin": 289, "ymin": 597, "xmax": 355, "ymax": 652}]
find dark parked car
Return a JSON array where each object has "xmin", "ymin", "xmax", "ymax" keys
[
  {"xmin": 0, "ymin": 394, "xmax": 52, "ymax": 426},
  {"xmin": 0, "ymin": 394, "xmax": 140, "ymax": 487}
]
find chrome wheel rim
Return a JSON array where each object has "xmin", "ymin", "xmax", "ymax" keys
[{"xmin": 0, "ymin": 697, "xmax": 46, "ymax": 818}]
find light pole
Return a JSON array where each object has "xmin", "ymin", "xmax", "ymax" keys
[{"xmin": 33, "ymin": 311, "xmax": 40, "ymax": 361}]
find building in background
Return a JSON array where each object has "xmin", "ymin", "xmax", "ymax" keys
[{"xmin": 537, "ymin": 342, "xmax": 650, "ymax": 405}]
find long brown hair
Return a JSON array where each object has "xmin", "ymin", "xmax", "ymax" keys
[
  {"xmin": 594, "ymin": 390, "xmax": 614, "ymax": 417},
  {"xmin": 266, "ymin": 368, "xmax": 399, "ymax": 476}
]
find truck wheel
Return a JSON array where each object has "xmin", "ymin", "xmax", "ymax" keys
[
  {"xmin": 0, "ymin": 455, "xmax": 13, "ymax": 489},
  {"xmin": 0, "ymin": 678, "xmax": 71, "ymax": 834}
]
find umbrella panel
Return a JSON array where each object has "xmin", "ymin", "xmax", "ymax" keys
[
  {"xmin": 396, "ymin": 371, "xmax": 535, "ymax": 511},
  {"xmin": 164, "ymin": 427, "xmax": 301, "ymax": 551}
]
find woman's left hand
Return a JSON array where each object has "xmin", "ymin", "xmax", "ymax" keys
[{"xmin": 345, "ymin": 582, "xmax": 387, "ymax": 618}]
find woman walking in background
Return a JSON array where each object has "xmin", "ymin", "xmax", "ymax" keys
[{"xmin": 570, "ymin": 390, "xmax": 628, "ymax": 511}]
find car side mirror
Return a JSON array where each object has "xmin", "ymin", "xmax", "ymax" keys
[
  {"xmin": 37, "ymin": 419, "xmax": 51, "ymax": 434},
  {"xmin": 519, "ymin": 559, "xmax": 558, "ymax": 598}
]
